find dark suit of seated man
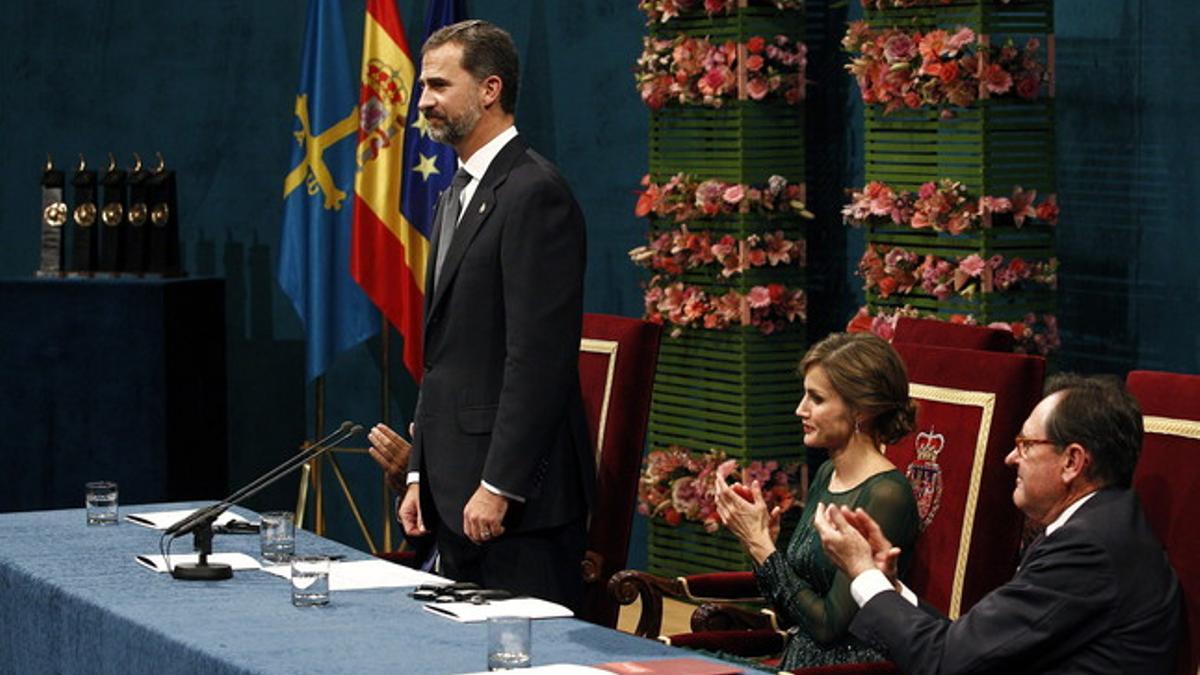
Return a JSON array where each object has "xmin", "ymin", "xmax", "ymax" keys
[{"xmin": 815, "ymin": 373, "xmax": 1183, "ymax": 674}]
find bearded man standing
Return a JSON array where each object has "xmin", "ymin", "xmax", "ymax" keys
[{"xmin": 367, "ymin": 20, "xmax": 592, "ymax": 609}]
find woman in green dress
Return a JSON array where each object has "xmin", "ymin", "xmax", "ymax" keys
[{"xmin": 715, "ymin": 332, "xmax": 921, "ymax": 669}]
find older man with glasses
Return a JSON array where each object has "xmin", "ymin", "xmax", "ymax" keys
[{"xmin": 815, "ymin": 373, "xmax": 1183, "ymax": 674}]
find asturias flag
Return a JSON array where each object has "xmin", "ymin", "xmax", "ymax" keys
[
  {"xmin": 351, "ymin": 0, "xmax": 464, "ymax": 383},
  {"xmin": 279, "ymin": 0, "xmax": 379, "ymax": 380}
]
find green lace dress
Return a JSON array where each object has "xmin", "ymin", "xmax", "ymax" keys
[{"xmin": 754, "ymin": 461, "xmax": 920, "ymax": 670}]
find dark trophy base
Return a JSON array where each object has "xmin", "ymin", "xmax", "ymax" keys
[{"xmin": 171, "ymin": 562, "xmax": 233, "ymax": 581}]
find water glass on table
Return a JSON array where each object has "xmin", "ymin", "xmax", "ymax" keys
[
  {"xmin": 487, "ymin": 616, "xmax": 531, "ymax": 670},
  {"xmin": 85, "ymin": 481, "xmax": 118, "ymax": 526},
  {"xmin": 259, "ymin": 510, "xmax": 295, "ymax": 562},
  {"xmin": 291, "ymin": 555, "xmax": 331, "ymax": 607}
]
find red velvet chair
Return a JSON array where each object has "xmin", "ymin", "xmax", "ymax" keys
[
  {"xmin": 611, "ymin": 344, "xmax": 1045, "ymax": 673},
  {"xmin": 1126, "ymin": 370, "xmax": 1200, "ymax": 675},
  {"xmin": 577, "ymin": 313, "xmax": 662, "ymax": 628},
  {"xmin": 892, "ymin": 317, "xmax": 1015, "ymax": 352}
]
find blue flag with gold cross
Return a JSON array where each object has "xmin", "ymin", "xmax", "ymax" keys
[{"xmin": 279, "ymin": 0, "xmax": 380, "ymax": 380}]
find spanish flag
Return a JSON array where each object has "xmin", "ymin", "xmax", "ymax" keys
[{"xmin": 350, "ymin": 0, "xmax": 423, "ymax": 380}]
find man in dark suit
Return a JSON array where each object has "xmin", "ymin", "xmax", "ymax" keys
[
  {"xmin": 366, "ymin": 20, "xmax": 593, "ymax": 609},
  {"xmin": 815, "ymin": 374, "xmax": 1183, "ymax": 674}
]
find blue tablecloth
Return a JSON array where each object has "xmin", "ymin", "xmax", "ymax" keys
[{"xmin": 0, "ymin": 503, "xmax": 744, "ymax": 674}]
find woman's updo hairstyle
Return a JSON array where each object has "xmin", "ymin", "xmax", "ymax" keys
[{"xmin": 799, "ymin": 332, "xmax": 918, "ymax": 445}]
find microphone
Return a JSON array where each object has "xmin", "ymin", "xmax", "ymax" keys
[
  {"xmin": 167, "ymin": 422, "xmax": 363, "ymax": 581},
  {"xmin": 165, "ymin": 421, "xmax": 355, "ymax": 537}
]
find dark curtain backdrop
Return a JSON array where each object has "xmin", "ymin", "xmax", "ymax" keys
[{"xmin": 1, "ymin": 0, "xmax": 1196, "ymax": 563}]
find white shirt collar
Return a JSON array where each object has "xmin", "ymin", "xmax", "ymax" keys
[
  {"xmin": 1045, "ymin": 490, "xmax": 1098, "ymax": 536},
  {"xmin": 459, "ymin": 125, "xmax": 518, "ymax": 183}
]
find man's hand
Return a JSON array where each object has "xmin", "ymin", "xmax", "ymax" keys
[
  {"xmin": 813, "ymin": 502, "xmax": 878, "ymax": 579},
  {"xmin": 367, "ymin": 423, "xmax": 413, "ymax": 494},
  {"xmin": 399, "ymin": 483, "xmax": 426, "ymax": 537},
  {"xmin": 463, "ymin": 485, "xmax": 508, "ymax": 545},
  {"xmin": 841, "ymin": 506, "xmax": 902, "ymax": 584}
]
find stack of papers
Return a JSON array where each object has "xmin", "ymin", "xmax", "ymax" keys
[
  {"xmin": 423, "ymin": 597, "xmax": 573, "ymax": 623},
  {"xmin": 260, "ymin": 558, "xmax": 447, "ymax": 590}
]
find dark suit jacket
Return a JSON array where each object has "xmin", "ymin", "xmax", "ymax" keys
[
  {"xmin": 851, "ymin": 488, "xmax": 1182, "ymax": 674},
  {"xmin": 408, "ymin": 135, "xmax": 594, "ymax": 538}
]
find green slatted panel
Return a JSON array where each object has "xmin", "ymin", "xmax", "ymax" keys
[
  {"xmin": 868, "ymin": 223, "xmax": 1054, "ymax": 256},
  {"xmin": 863, "ymin": 0, "xmax": 1053, "ymax": 33},
  {"xmin": 651, "ymin": 104, "xmax": 806, "ymax": 185},
  {"xmin": 865, "ymin": 100, "xmax": 1056, "ymax": 196},
  {"xmin": 648, "ymin": 325, "xmax": 805, "ymax": 458},
  {"xmin": 649, "ymin": 520, "xmax": 749, "ymax": 578}
]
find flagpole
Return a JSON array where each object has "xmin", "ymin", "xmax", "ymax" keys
[
  {"xmin": 314, "ymin": 375, "xmax": 326, "ymax": 535},
  {"xmin": 380, "ymin": 310, "xmax": 393, "ymax": 551}
]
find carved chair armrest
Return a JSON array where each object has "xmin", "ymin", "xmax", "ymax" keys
[
  {"xmin": 608, "ymin": 569, "xmax": 686, "ymax": 637},
  {"xmin": 690, "ymin": 603, "xmax": 777, "ymax": 632},
  {"xmin": 608, "ymin": 568, "xmax": 769, "ymax": 638}
]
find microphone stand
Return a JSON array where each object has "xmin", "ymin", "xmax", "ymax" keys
[{"xmin": 168, "ymin": 422, "xmax": 363, "ymax": 581}]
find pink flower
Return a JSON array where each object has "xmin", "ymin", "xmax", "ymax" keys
[
  {"xmin": 722, "ymin": 184, "xmax": 745, "ymax": 205},
  {"xmin": 946, "ymin": 27, "xmax": 975, "ymax": 54},
  {"xmin": 980, "ymin": 196, "xmax": 1012, "ymax": 214},
  {"xmin": 958, "ymin": 254, "xmax": 986, "ymax": 277},
  {"xmin": 746, "ymin": 77, "xmax": 769, "ymax": 100},
  {"xmin": 883, "ymin": 33, "xmax": 917, "ymax": 62},
  {"xmin": 745, "ymin": 54, "xmax": 765, "ymax": 72},
  {"xmin": 982, "ymin": 63, "xmax": 1013, "ymax": 95},
  {"xmin": 747, "ymin": 286, "xmax": 772, "ymax": 309},
  {"xmin": 871, "ymin": 314, "xmax": 897, "ymax": 341},
  {"xmin": 698, "ymin": 65, "xmax": 735, "ymax": 97},
  {"xmin": 1010, "ymin": 186, "xmax": 1037, "ymax": 226}
]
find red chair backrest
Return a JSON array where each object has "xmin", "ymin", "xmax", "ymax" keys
[
  {"xmin": 887, "ymin": 343, "xmax": 1044, "ymax": 617},
  {"xmin": 578, "ymin": 313, "xmax": 661, "ymax": 627},
  {"xmin": 893, "ymin": 317, "xmax": 1015, "ymax": 353},
  {"xmin": 1127, "ymin": 370, "xmax": 1200, "ymax": 675}
]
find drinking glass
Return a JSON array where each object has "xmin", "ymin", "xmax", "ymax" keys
[{"xmin": 85, "ymin": 481, "xmax": 118, "ymax": 526}]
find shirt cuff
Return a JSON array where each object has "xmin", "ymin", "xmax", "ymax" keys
[
  {"xmin": 481, "ymin": 480, "xmax": 525, "ymax": 503},
  {"xmin": 850, "ymin": 570, "xmax": 919, "ymax": 608},
  {"xmin": 851, "ymin": 569, "xmax": 896, "ymax": 607},
  {"xmin": 406, "ymin": 471, "xmax": 420, "ymax": 485}
]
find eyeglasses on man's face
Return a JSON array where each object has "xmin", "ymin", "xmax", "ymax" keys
[{"xmin": 1013, "ymin": 436, "xmax": 1057, "ymax": 459}]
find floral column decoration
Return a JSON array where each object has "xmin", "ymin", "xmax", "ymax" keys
[
  {"xmin": 631, "ymin": 0, "xmax": 810, "ymax": 578},
  {"xmin": 841, "ymin": 0, "xmax": 1060, "ymax": 354}
]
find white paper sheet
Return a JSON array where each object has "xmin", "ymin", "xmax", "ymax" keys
[
  {"xmin": 135, "ymin": 552, "xmax": 262, "ymax": 573},
  {"xmin": 124, "ymin": 508, "xmax": 250, "ymax": 530},
  {"xmin": 422, "ymin": 597, "xmax": 574, "ymax": 623},
  {"xmin": 259, "ymin": 558, "xmax": 448, "ymax": 590}
]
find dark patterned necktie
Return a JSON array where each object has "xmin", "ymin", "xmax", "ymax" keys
[{"xmin": 433, "ymin": 167, "xmax": 472, "ymax": 288}]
